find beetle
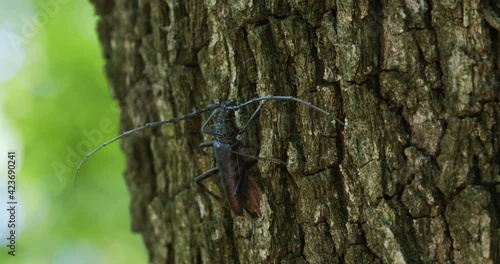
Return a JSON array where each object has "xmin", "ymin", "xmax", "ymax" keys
[{"xmin": 74, "ymin": 95, "xmax": 341, "ymax": 216}]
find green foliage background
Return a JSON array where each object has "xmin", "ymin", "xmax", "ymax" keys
[{"xmin": 1, "ymin": 0, "xmax": 147, "ymax": 262}]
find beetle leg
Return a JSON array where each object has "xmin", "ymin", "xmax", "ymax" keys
[
  {"xmin": 201, "ymin": 109, "xmax": 218, "ymax": 135},
  {"xmin": 231, "ymin": 149, "xmax": 285, "ymax": 165},
  {"xmin": 239, "ymin": 101, "xmax": 264, "ymax": 134},
  {"xmin": 233, "ymin": 154, "xmax": 245, "ymax": 196},
  {"xmin": 199, "ymin": 141, "xmax": 214, "ymax": 148},
  {"xmin": 195, "ymin": 167, "xmax": 220, "ymax": 200}
]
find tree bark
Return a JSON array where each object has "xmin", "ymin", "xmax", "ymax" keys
[{"xmin": 90, "ymin": 0, "xmax": 499, "ymax": 263}]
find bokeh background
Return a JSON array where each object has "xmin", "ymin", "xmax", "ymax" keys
[{"xmin": 0, "ymin": 0, "xmax": 148, "ymax": 263}]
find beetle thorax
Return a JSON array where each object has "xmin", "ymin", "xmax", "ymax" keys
[{"xmin": 215, "ymin": 109, "xmax": 238, "ymax": 144}]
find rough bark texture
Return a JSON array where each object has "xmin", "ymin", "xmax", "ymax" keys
[{"xmin": 90, "ymin": 0, "xmax": 499, "ymax": 263}]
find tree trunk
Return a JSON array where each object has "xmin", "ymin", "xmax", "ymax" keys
[{"xmin": 90, "ymin": 0, "xmax": 499, "ymax": 263}]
